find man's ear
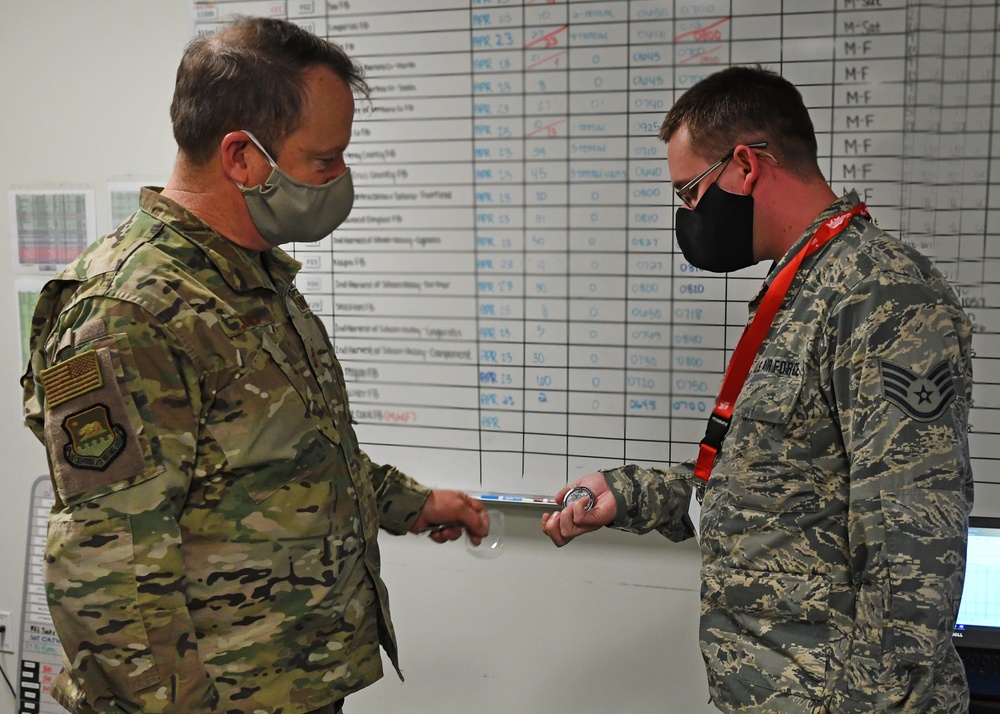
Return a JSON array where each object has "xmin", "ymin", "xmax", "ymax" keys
[
  {"xmin": 221, "ymin": 131, "xmax": 253, "ymax": 185},
  {"xmin": 733, "ymin": 144, "xmax": 761, "ymax": 195}
]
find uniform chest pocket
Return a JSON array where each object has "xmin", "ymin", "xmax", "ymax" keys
[
  {"xmin": 723, "ymin": 367, "xmax": 819, "ymax": 513},
  {"xmin": 735, "ymin": 365, "xmax": 803, "ymax": 425},
  {"xmin": 204, "ymin": 336, "xmax": 326, "ymax": 503}
]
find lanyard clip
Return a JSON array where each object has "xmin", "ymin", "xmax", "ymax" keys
[
  {"xmin": 701, "ymin": 411, "xmax": 731, "ymax": 450},
  {"xmin": 694, "ymin": 410, "xmax": 731, "ymax": 482}
]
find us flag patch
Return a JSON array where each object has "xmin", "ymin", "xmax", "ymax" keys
[
  {"xmin": 880, "ymin": 359, "xmax": 956, "ymax": 422},
  {"xmin": 39, "ymin": 351, "xmax": 103, "ymax": 408}
]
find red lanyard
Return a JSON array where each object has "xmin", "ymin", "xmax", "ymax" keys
[{"xmin": 693, "ymin": 202, "xmax": 870, "ymax": 482}]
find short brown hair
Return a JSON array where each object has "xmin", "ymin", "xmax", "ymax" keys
[
  {"xmin": 170, "ymin": 16, "xmax": 368, "ymax": 165},
  {"xmin": 660, "ymin": 65, "xmax": 821, "ymax": 179}
]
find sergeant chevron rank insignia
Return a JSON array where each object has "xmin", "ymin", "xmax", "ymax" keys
[{"xmin": 880, "ymin": 359, "xmax": 956, "ymax": 421}]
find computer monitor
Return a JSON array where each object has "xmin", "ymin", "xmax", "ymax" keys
[
  {"xmin": 954, "ymin": 515, "xmax": 1000, "ymax": 701},
  {"xmin": 955, "ymin": 516, "xmax": 1000, "ymax": 647}
]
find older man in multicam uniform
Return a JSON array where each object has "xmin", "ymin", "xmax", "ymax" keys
[
  {"xmin": 22, "ymin": 17, "xmax": 487, "ymax": 714},
  {"xmin": 543, "ymin": 66, "xmax": 974, "ymax": 713}
]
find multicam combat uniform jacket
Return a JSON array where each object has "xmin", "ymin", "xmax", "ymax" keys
[
  {"xmin": 603, "ymin": 193, "xmax": 974, "ymax": 713},
  {"xmin": 22, "ymin": 188, "xmax": 431, "ymax": 714}
]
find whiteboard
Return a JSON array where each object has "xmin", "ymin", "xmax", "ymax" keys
[{"xmin": 191, "ymin": 0, "xmax": 999, "ymax": 500}]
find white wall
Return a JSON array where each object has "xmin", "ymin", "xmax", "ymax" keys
[{"xmin": 0, "ymin": 3, "xmax": 713, "ymax": 712}]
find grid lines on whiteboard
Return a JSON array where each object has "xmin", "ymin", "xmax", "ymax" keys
[{"xmin": 191, "ymin": 0, "xmax": 1000, "ymax": 497}]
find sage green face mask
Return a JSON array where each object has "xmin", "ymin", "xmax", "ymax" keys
[{"xmin": 237, "ymin": 130, "xmax": 354, "ymax": 245}]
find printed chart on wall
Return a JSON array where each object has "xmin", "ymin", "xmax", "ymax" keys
[
  {"xmin": 191, "ymin": 0, "xmax": 1000, "ymax": 499},
  {"xmin": 16, "ymin": 476, "xmax": 63, "ymax": 713}
]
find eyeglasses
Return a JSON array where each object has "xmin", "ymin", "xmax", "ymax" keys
[{"xmin": 674, "ymin": 141, "xmax": 769, "ymax": 208}]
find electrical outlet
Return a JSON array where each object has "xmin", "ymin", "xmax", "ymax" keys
[{"xmin": 0, "ymin": 611, "xmax": 13, "ymax": 654}]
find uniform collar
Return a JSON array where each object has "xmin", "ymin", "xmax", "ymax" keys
[
  {"xmin": 139, "ymin": 187, "xmax": 302, "ymax": 293},
  {"xmin": 750, "ymin": 190, "xmax": 862, "ymax": 305}
]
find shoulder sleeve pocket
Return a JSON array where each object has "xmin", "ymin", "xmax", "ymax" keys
[
  {"xmin": 41, "ymin": 335, "xmax": 163, "ymax": 505},
  {"xmin": 46, "ymin": 516, "xmax": 159, "ymax": 698},
  {"xmin": 882, "ymin": 487, "xmax": 968, "ymax": 665}
]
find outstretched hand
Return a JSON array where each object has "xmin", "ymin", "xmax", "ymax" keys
[
  {"xmin": 541, "ymin": 472, "xmax": 617, "ymax": 547},
  {"xmin": 411, "ymin": 489, "xmax": 489, "ymax": 545}
]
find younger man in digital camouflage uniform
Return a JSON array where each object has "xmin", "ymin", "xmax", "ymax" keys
[
  {"xmin": 22, "ymin": 17, "xmax": 487, "ymax": 714},
  {"xmin": 542, "ymin": 66, "xmax": 974, "ymax": 713}
]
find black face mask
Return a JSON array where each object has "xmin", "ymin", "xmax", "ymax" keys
[{"xmin": 674, "ymin": 182, "xmax": 756, "ymax": 273}]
